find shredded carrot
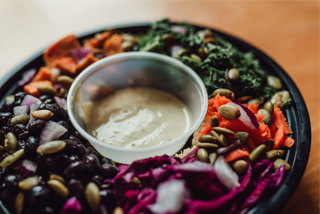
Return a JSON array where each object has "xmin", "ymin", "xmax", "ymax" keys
[
  {"xmin": 24, "ymin": 80, "xmax": 53, "ymax": 97},
  {"xmin": 224, "ymin": 149, "xmax": 249, "ymax": 163},
  {"xmin": 213, "ymin": 94, "xmax": 231, "ymax": 110},
  {"xmin": 247, "ymin": 137, "xmax": 256, "ymax": 151},
  {"xmin": 32, "ymin": 67, "xmax": 52, "ymax": 82},
  {"xmin": 248, "ymin": 102, "xmax": 259, "ymax": 114},
  {"xmin": 272, "ymin": 106, "xmax": 292, "ymax": 134},
  {"xmin": 84, "ymin": 30, "xmax": 114, "ymax": 49},
  {"xmin": 241, "ymin": 145, "xmax": 251, "ymax": 153},
  {"xmin": 269, "ymin": 122, "xmax": 277, "ymax": 138},
  {"xmin": 273, "ymin": 126, "xmax": 285, "ymax": 149},
  {"xmin": 283, "ymin": 136, "xmax": 295, "ymax": 147},
  {"xmin": 255, "ymin": 114, "xmax": 265, "ymax": 122}
]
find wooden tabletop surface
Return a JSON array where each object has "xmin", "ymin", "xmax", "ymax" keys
[{"xmin": 0, "ymin": 1, "xmax": 319, "ymax": 213}]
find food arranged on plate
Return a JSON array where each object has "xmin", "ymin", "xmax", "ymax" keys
[{"xmin": 0, "ymin": 19, "xmax": 294, "ymax": 214}]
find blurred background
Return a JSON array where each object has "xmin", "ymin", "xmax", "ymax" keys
[{"xmin": 0, "ymin": 1, "xmax": 319, "ymax": 213}]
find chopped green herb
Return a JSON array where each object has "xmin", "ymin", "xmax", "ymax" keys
[
  {"xmin": 15, "ymin": 100, "xmax": 21, "ymax": 105},
  {"xmin": 44, "ymin": 99, "xmax": 52, "ymax": 104}
]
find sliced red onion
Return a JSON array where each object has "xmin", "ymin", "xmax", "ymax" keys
[
  {"xmin": 171, "ymin": 45, "xmax": 183, "ymax": 59},
  {"xmin": 39, "ymin": 120, "xmax": 68, "ymax": 145},
  {"xmin": 18, "ymin": 68, "xmax": 36, "ymax": 86},
  {"xmin": 53, "ymin": 84, "xmax": 62, "ymax": 92},
  {"xmin": 20, "ymin": 159, "xmax": 37, "ymax": 176},
  {"xmin": 72, "ymin": 48, "xmax": 91, "ymax": 63},
  {"xmin": 54, "ymin": 97, "xmax": 67, "ymax": 110},
  {"xmin": 171, "ymin": 26, "xmax": 187, "ymax": 34},
  {"xmin": 61, "ymin": 197, "xmax": 82, "ymax": 214},
  {"xmin": 213, "ymin": 156, "xmax": 239, "ymax": 191},
  {"xmin": 51, "ymin": 68, "xmax": 60, "ymax": 83},
  {"xmin": 149, "ymin": 179, "xmax": 189, "ymax": 214},
  {"xmin": 21, "ymin": 95, "xmax": 41, "ymax": 108},
  {"xmin": 13, "ymin": 105, "xmax": 29, "ymax": 116},
  {"xmin": 166, "ymin": 161, "xmax": 213, "ymax": 172},
  {"xmin": 227, "ymin": 101, "xmax": 259, "ymax": 129},
  {"xmin": 29, "ymin": 104, "xmax": 40, "ymax": 123}
]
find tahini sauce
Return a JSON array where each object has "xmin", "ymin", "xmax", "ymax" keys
[{"xmin": 86, "ymin": 87, "xmax": 192, "ymax": 148}]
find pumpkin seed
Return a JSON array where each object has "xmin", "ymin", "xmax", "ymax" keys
[
  {"xmin": 236, "ymin": 96, "xmax": 253, "ymax": 103},
  {"xmin": 264, "ymin": 139, "xmax": 275, "ymax": 150},
  {"xmin": 31, "ymin": 110, "xmax": 54, "ymax": 120},
  {"xmin": 11, "ymin": 115, "xmax": 30, "ymax": 124},
  {"xmin": 50, "ymin": 174, "xmax": 65, "ymax": 184},
  {"xmin": 220, "ymin": 134, "xmax": 230, "ymax": 147},
  {"xmin": 196, "ymin": 142, "xmax": 219, "ymax": 149},
  {"xmin": 212, "ymin": 89, "xmax": 235, "ymax": 100},
  {"xmin": 228, "ymin": 68, "xmax": 240, "ymax": 81},
  {"xmin": 247, "ymin": 97, "xmax": 264, "ymax": 106},
  {"xmin": 58, "ymin": 75, "xmax": 74, "ymax": 88},
  {"xmin": 210, "ymin": 130, "xmax": 222, "ymax": 144},
  {"xmin": 271, "ymin": 90, "xmax": 291, "ymax": 109},
  {"xmin": 5, "ymin": 132, "xmax": 17, "ymax": 154},
  {"xmin": 218, "ymin": 104, "xmax": 240, "ymax": 120},
  {"xmin": 0, "ymin": 149, "xmax": 24, "ymax": 167},
  {"xmin": 212, "ymin": 127, "xmax": 236, "ymax": 136},
  {"xmin": 122, "ymin": 40, "xmax": 135, "ymax": 51},
  {"xmin": 161, "ymin": 34, "xmax": 175, "ymax": 46},
  {"xmin": 197, "ymin": 48, "xmax": 208, "ymax": 59},
  {"xmin": 203, "ymin": 28, "xmax": 214, "ymax": 38},
  {"xmin": 257, "ymin": 109, "xmax": 272, "ymax": 126},
  {"xmin": 233, "ymin": 160, "xmax": 248, "ymax": 175},
  {"xmin": 177, "ymin": 48, "xmax": 191, "ymax": 57},
  {"xmin": 190, "ymin": 54, "xmax": 202, "ymax": 62},
  {"xmin": 203, "ymin": 37, "xmax": 216, "ymax": 45},
  {"xmin": 15, "ymin": 191, "xmax": 24, "ymax": 214},
  {"xmin": 5, "ymin": 95, "xmax": 14, "ymax": 102},
  {"xmin": 197, "ymin": 148, "xmax": 208, "ymax": 163},
  {"xmin": 262, "ymin": 149, "xmax": 285, "ymax": 160},
  {"xmin": 263, "ymin": 101, "xmax": 274, "ymax": 115},
  {"xmin": 273, "ymin": 158, "xmax": 291, "ymax": 171},
  {"xmin": 208, "ymin": 152, "xmax": 217, "ymax": 165},
  {"xmin": 36, "ymin": 141, "xmax": 66, "ymax": 154},
  {"xmin": 58, "ymin": 88, "xmax": 65, "ymax": 98},
  {"xmin": 131, "ymin": 177, "xmax": 141, "ymax": 185},
  {"xmin": 47, "ymin": 180, "xmax": 69, "ymax": 198},
  {"xmin": 37, "ymin": 85, "xmax": 57, "ymax": 96},
  {"xmin": 267, "ymin": 76, "xmax": 282, "ymax": 90},
  {"xmin": 0, "ymin": 146, "xmax": 6, "ymax": 153},
  {"xmin": 210, "ymin": 115, "xmax": 219, "ymax": 127},
  {"xmin": 85, "ymin": 182, "xmax": 101, "ymax": 211},
  {"xmin": 235, "ymin": 132, "xmax": 249, "ymax": 145},
  {"xmin": 198, "ymin": 135, "xmax": 217, "ymax": 143},
  {"xmin": 19, "ymin": 177, "xmax": 40, "ymax": 191},
  {"xmin": 113, "ymin": 207, "xmax": 124, "ymax": 214},
  {"xmin": 249, "ymin": 144, "xmax": 267, "ymax": 163}
]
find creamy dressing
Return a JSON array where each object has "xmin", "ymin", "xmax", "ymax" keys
[{"xmin": 86, "ymin": 87, "xmax": 192, "ymax": 148}]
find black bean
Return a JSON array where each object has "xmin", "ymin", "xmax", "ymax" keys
[
  {"xmin": 14, "ymin": 92, "xmax": 26, "ymax": 102},
  {"xmin": 67, "ymin": 179, "xmax": 84, "ymax": 199},
  {"xmin": 77, "ymin": 144, "xmax": 88, "ymax": 158},
  {"xmin": 17, "ymin": 140, "xmax": 26, "ymax": 150},
  {"xmin": 100, "ymin": 163, "xmax": 119, "ymax": 179},
  {"xmin": 87, "ymin": 147, "xmax": 101, "ymax": 160},
  {"xmin": 18, "ymin": 131, "xmax": 29, "ymax": 140},
  {"xmin": 1, "ymin": 101, "xmax": 14, "ymax": 113},
  {"xmin": 100, "ymin": 189, "xmax": 115, "ymax": 213},
  {"xmin": 66, "ymin": 119, "xmax": 75, "ymax": 133},
  {"xmin": 64, "ymin": 139, "xmax": 78, "ymax": 153},
  {"xmin": 37, "ymin": 154, "xmax": 59, "ymax": 167},
  {"xmin": 25, "ymin": 136, "xmax": 39, "ymax": 157},
  {"xmin": 39, "ymin": 95, "xmax": 53, "ymax": 103},
  {"xmin": 27, "ymin": 120, "xmax": 46, "ymax": 136},
  {"xmin": 39, "ymin": 104, "xmax": 67, "ymax": 122},
  {"xmin": 0, "ymin": 112, "xmax": 12, "ymax": 126},
  {"xmin": 73, "ymin": 131, "xmax": 87, "ymax": 143},
  {"xmin": 62, "ymin": 154, "xmax": 80, "ymax": 168},
  {"xmin": 0, "ymin": 152, "xmax": 9, "ymax": 162},
  {"xmin": 100, "ymin": 157, "xmax": 115, "ymax": 166},
  {"xmin": 68, "ymin": 135, "xmax": 82, "ymax": 145},
  {"xmin": 26, "ymin": 186, "xmax": 52, "ymax": 204},
  {"xmin": 63, "ymin": 161, "xmax": 86, "ymax": 179},
  {"xmin": 13, "ymin": 124, "xmax": 27, "ymax": 136},
  {"xmin": 82, "ymin": 154, "xmax": 100, "ymax": 174},
  {"xmin": 4, "ymin": 175, "xmax": 23, "ymax": 190},
  {"xmin": 91, "ymin": 175, "xmax": 103, "ymax": 186},
  {"xmin": 1, "ymin": 126, "xmax": 12, "ymax": 137},
  {"xmin": 0, "ymin": 188, "xmax": 17, "ymax": 204}
]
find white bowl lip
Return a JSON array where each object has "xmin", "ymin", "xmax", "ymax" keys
[{"xmin": 67, "ymin": 52, "xmax": 208, "ymax": 154}]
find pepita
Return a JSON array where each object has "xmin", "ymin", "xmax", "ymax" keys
[
  {"xmin": 236, "ymin": 96, "xmax": 253, "ymax": 103},
  {"xmin": 218, "ymin": 104, "xmax": 240, "ymax": 120},
  {"xmin": 228, "ymin": 68, "xmax": 240, "ymax": 81},
  {"xmin": 161, "ymin": 34, "xmax": 175, "ymax": 46},
  {"xmin": 31, "ymin": 110, "xmax": 54, "ymax": 120},
  {"xmin": 203, "ymin": 28, "xmax": 214, "ymax": 38},
  {"xmin": 5, "ymin": 95, "xmax": 14, "ymax": 102},
  {"xmin": 257, "ymin": 109, "xmax": 272, "ymax": 126},
  {"xmin": 208, "ymin": 152, "xmax": 217, "ymax": 165},
  {"xmin": 249, "ymin": 144, "xmax": 266, "ymax": 163},
  {"xmin": 58, "ymin": 88, "xmax": 65, "ymax": 98},
  {"xmin": 177, "ymin": 48, "xmax": 191, "ymax": 57},
  {"xmin": 196, "ymin": 142, "xmax": 219, "ymax": 149},
  {"xmin": 203, "ymin": 37, "xmax": 216, "ymax": 45},
  {"xmin": 4, "ymin": 132, "xmax": 17, "ymax": 154},
  {"xmin": 58, "ymin": 75, "xmax": 74, "ymax": 88},
  {"xmin": 210, "ymin": 130, "xmax": 222, "ymax": 144},
  {"xmin": 233, "ymin": 160, "xmax": 248, "ymax": 175},
  {"xmin": 210, "ymin": 115, "xmax": 219, "ymax": 127},
  {"xmin": 234, "ymin": 132, "xmax": 249, "ymax": 145},
  {"xmin": 271, "ymin": 90, "xmax": 291, "ymax": 109},
  {"xmin": 0, "ymin": 146, "xmax": 5, "ymax": 153},
  {"xmin": 212, "ymin": 89, "xmax": 235, "ymax": 100},
  {"xmin": 113, "ymin": 207, "xmax": 124, "ymax": 214},
  {"xmin": 37, "ymin": 85, "xmax": 57, "ymax": 96},
  {"xmin": 263, "ymin": 101, "xmax": 274, "ymax": 115},
  {"xmin": 19, "ymin": 177, "xmax": 40, "ymax": 191},
  {"xmin": 247, "ymin": 97, "xmax": 264, "ymax": 106},
  {"xmin": 197, "ymin": 148, "xmax": 208, "ymax": 163},
  {"xmin": 11, "ymin": 115, "xmax": 30, "ymax": 124},
  {"xmin": 197, "ymin": 48, "xmax": 207, "ymax": 59},
  {"xmin": 198, "ymin": 135, "xmax": 217, "ymax": 143},
  {"xmin": 50, "ymin": 174, "xmax": 65, "ymax": 184},
  {"xmin": 15, "ymin": 191, "xmax": 24, "ymax": 214},
  {"xmin": 36, "ymin": 141, "xmax": 66, "ymax": 154},
  {"xmin": 0, "ymin": 149, "xmax": 24, "ymax": 167},
  {"xmin": 262, "ymin": 149, "xmax": 285, "ymax": 160},
  {"xmin": 85, "ymin": 182, "xmax": 101, "ymax": 211},
  {"xmin": 190, "ymin": 54, "xmax": 202, "ymax": 62},
  {"xmin": 273, "ymin": 158, "xmax": 291, "ymax": 171},
  {"xmin": 47, "ymin": 180, "xmax": 69, "ymax": 198},
  {"xmin": 267, "ymin": 76, "xmax": 282, "ymax": 90},
  {"xmin": 131, "ymin": 177, "xmax": 141, "ymax": 185},
  {"xmin": 122, "ymin": 40, "xmax": 135, "ymax": 51},
  {"xmin": 220, "ymin": 134, "xmax": 230, "ymax": 147},
  {"xmin": 212, "ymin": 127, "xmax": 236, "ymax": 136}
]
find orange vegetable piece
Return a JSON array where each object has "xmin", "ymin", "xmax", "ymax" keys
[
  {"xmin": 84, "ymin": 30, "xmax": 114, "ymax": 49},
  {"xmin": 24, "ymin": 80, "xmax": 53, "ymax": 97},
  {"xmin": 43, "ymin": 35, "xmax": 81, "ymax": 67},
  {"xmin": 273, "ymin": 126, "xmax": 285, "ymax": 149},
  {"xmin": 76, "ymin": 54, "xmax": 99, "ymax": 73},
  {"xmin": 197, "ymin": 123, "xmax": 212, "ymax": 142},
  {"xmin": 272, "ymin": 106, "xmax": 292, "ymax": 134},
  {"xmin": 247, "ymin": 137, "xmax": 256, "ymax": 151},
  {"xmin": 213, "ymin": 94, "xmax": 231, "ymax": 110},
  {"xmin": 241, "ymin": 145, "xmax": 251, "ymax": 153},
  {"xmin": 224, "ymin": 149, "xmax": 249, "ymax": 163},
  {"xmin": 269, "ymin": 122, "xmax": 277, "ymax": 138},
  {"xmin": 248, "ymin": 102, "xmax": 259, "ymax": 114},
  {"xmin": 103, "ymin": 34, "xmax": 123, "ymax": 56},
  {"xmin": 255, "ymin": 114, "xmax": 265, "ymax": 123},
  {"xmin": 53, "ymin": 57, "xmax": 78, "ymax": 76},
  {"xmin": 32, "ymin": 67, "xmax": 52, "ymax": 82},
  {"xmin": 283, "ymin": 136, "xmax": 295, "ymax": 147}
]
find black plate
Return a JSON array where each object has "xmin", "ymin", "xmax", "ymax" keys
[{"xmin": 0, "ymin": 23, "xmax": 311, "ymax": 214}]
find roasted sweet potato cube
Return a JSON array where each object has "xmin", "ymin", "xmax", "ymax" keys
[
  {"xmin": 53, "ymin": 57, "xmax": 78, "ymax": 76},
  {"xmin": 84, "ymin": 30, "xmax": 114, "ymax": 49},
  {"xmin": 103, "ymin": 34, "xmax": 123, "ymax": 56},
  {"xmin": 76, "ymin": 54, "xmax": 98, "ymax": 73}
]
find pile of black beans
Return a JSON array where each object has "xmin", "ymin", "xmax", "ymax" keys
[{"xmin": 0, "ymin": 92, "xmax": 119, "ymax": 214}]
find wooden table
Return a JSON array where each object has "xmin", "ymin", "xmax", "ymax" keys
[{"xmin": 0, "ymin": 1, "xmax": 318, "ymax": 213}]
